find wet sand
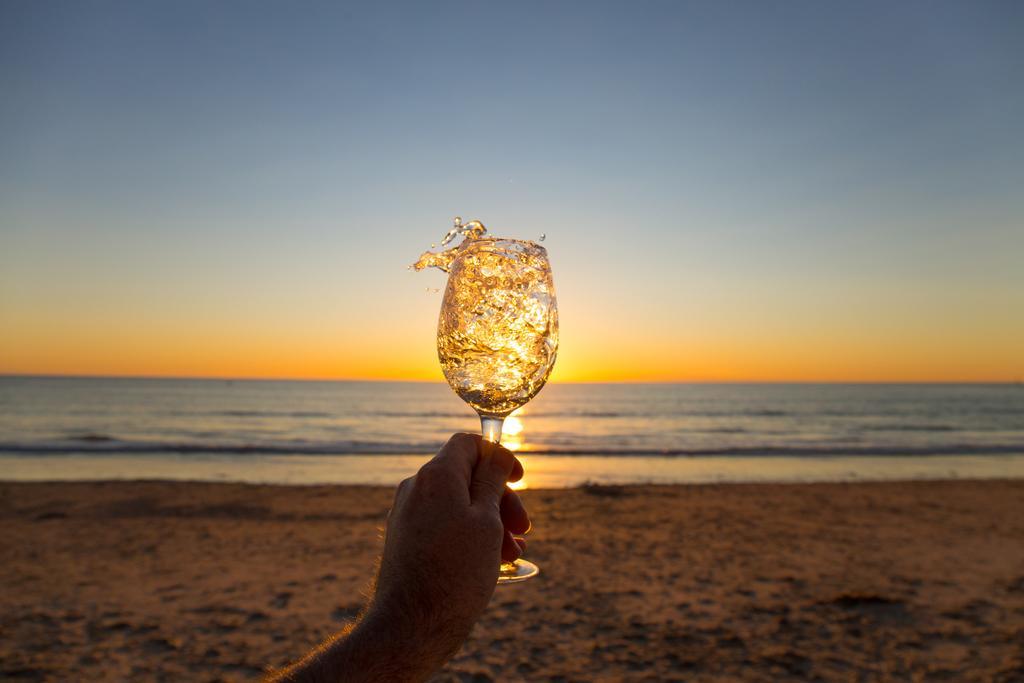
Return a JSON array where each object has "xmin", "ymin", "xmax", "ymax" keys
[{"xmin": 2, "ymin": 480, "xmax": 1022, "ymax": 681}]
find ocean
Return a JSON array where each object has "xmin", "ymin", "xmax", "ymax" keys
[{"xmin": 2, "ymin": 377, "xmax": 1023, "ymax": 487}]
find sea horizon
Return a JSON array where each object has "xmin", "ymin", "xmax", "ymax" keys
[
  {"xmin": 3, "ymin": 373, "xmax": 1022, "ymax": 385},
  {"xmin": 3, "ymin": 376, "xmax": 1023, "ymax": 487}
]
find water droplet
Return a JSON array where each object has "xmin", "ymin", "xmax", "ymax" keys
[
  {"xmin": 539, "ymin": 233, "xmax": 546, "ymax": 242},
  {"xmin": 439, "ymin": 216, "xmax": 487, "ymax": 247},
  {"xmin": 409, "ymin": 216, "xmax": 494, "ymax": 272}
]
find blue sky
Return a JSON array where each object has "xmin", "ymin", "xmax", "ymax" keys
[{"xmin": 2, "ymin": 1, "xmax": 1022, "ymax": 380}]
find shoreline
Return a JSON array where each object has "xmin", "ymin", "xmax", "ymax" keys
[
  {"xmin": 3, "ymin": 473, "xmax": 1024, "ymax": 490},
  {"xmin": 3, "ymin": 452, "xmax": 1024, "ymax": 488}
]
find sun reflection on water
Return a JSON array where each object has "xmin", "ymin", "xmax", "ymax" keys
[
  {"xmin": 503, "ymin": 410, "xmax": 528, "ymax": 489},
  {"xmin": 503, "ymin": 415, "xmax": 524, "ymax": 436}
]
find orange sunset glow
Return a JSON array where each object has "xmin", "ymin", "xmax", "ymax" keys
[
  {"xmin": 2, "ymin": 282, "xmax": 1020, "ymax": 382},
  {"xmin": 2, "ymin": 327, "xmax": 1020, "ymax": 383}
]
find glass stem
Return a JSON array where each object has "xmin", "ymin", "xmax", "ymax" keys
[{"xmin": 480, "ymin": 415, "xmax": 505, "ymax": 445}]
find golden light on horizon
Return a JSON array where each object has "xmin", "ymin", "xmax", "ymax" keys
[{"xmin": 2, "ymin": 290, "xmax": 1022, "ymax": 383}]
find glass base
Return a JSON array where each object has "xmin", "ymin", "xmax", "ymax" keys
[{"xmin": 497, "ymin": 559, "xmax": 539, "ymax": 583}]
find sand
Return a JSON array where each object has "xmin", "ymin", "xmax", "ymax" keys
[{"xmin": 1, "ymin": 480, "xmax": 1023, "ymax": 682}]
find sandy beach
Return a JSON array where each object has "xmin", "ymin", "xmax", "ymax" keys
[{"xmin": 2, "ymin": 480, "xmax": 1023, "ymax": 682}]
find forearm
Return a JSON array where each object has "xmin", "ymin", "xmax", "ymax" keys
[{"xmin": 265, "ymin": 605, "xmax": 452, "ymax": 683}]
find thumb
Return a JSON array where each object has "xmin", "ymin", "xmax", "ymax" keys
[{"xmin": 470, "ymin": 440, "xmax": 519, "ymax": 508}]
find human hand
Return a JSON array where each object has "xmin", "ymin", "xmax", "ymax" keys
[
  {"xmin": 268, "ymin": 433, "xmax": 529, "ymax": 683},
  {"xmin": 372, "ymin": 433, "xmax": 529, "ymax": 636},
  {"xmin": 366, "ymin": 433, "xmax": 530, "ymax": 674}
]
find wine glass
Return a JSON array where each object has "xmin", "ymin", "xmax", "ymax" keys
[{"xmin": 437, "ymin": 233, "xmax": 558, "ymax": 583}]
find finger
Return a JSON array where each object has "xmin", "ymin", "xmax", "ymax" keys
[
  {"xmin": 500, "ymin": 488, "xmax": 531, "ymax": 535},
  {"xmin": 429, "ymin": 433, "xmax": 481, "ymax": 485},
  {"xmin": 514, "ymin": 536, "xmax": 527, "ymax": 554},
  {"xmin": 501, "ymin": 530, "xmax": 523, "ymax": 563},
  {"xmin": 470, "ymin": 440, "xmax": 519, "ymax": 507},
  {"xmin": 508, "ymin": 455, "xmax": 524, "ymax": 483},
  {"xmin": 432, "ymin": 433, "xmax": 523, "ymax": 483}
]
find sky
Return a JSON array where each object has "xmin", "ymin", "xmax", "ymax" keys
[{"xmin": 1, "ymin": 0, "xmax": 1022, "ymax": 382}]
